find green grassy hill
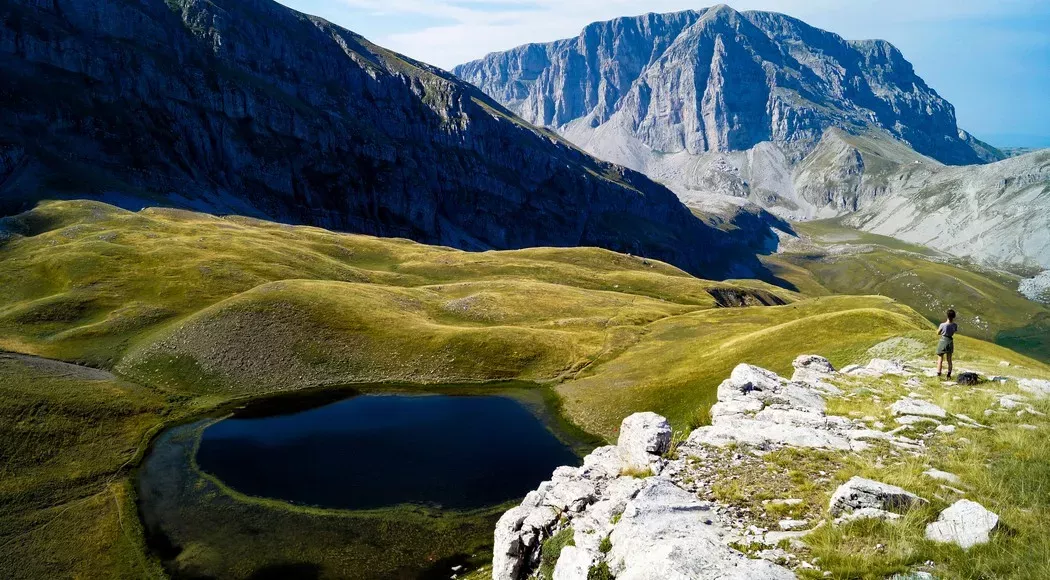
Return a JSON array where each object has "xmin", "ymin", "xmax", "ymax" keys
[
  {"xmin": 3, "ymin": 200, "xmax": 1049, "ymax": 579},
  {"xmin": 766, "ymin": 220, "xmax": 1050, "ymax": 365}
]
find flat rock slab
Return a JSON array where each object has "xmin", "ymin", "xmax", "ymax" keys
[
  {"xmin": 1018, "ymin": 379, "xmax": 1050, "ymax": 398},
  {"xmin": 925, "ymin": 500, "xmax": 999, "ymax": 549},
  {"xmin": 890, "ymin": 398, "xmax": 948, "ymax": 419}
]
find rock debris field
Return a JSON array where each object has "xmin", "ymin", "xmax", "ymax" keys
[{"xmin": 489, "ymin": 349, "xmax": 1050, "ymax": 580}]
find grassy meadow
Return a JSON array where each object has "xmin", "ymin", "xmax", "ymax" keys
[
  {"xmin": 766, "ymin": 219, "xmax": 1050, "ymax": 364},
  {"xmin": 2, "ymin": 200, "xmax": 1049, "ymax": 578}
]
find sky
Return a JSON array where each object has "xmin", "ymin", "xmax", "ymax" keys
[{"xmin": 278, "ymin": 0, "xmax": 1050, "ymax": 147}]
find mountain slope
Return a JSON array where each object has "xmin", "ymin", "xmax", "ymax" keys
[
  {"xmin": 0, "ymin": 0, "xmax": 750, "ymax": 279},
  {"xmin": 847, "ymin": 149, "xmax": 1050, "ymax": 270},
  {"xmin": 456, "ymin": 5, "xmax": 1000, "ymax": 167},
  {"xmin": 455, "ymin": 5, "xmax": 1050, "ymax": 271}
]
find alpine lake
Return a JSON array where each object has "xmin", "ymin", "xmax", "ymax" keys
[{"xmin": 136, "ymin": 383, "xmax": 595, "ymax": 580}]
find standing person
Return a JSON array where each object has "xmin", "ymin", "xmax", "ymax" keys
[{"xmin": 937, "ymin": 309, "xmax": 958, "ymax": 379}]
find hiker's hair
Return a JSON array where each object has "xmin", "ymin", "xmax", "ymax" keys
[{"xmin": 947, "ymin": 309, "xmax": 956, "ymax": 321}]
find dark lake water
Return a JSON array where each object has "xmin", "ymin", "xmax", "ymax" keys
[{"xmin": 195, "ymin": 393, "xmax": 580, "ymax": 510}]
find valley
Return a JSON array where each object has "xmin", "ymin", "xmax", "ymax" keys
[
  {"xmin": 3, "ymin": 201, "xmax": 1049, "ymax": 579},
  {"xmin": 1, "ymin": 0, "xmax": 1049, "ymax": 579}
]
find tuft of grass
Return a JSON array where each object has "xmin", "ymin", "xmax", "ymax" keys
[
  {"xmin": 587, "ymin": 561, "xmax": 613, "ymax": 580},
  {"xmin": 620, "ymin": 466, "xmax": 654, "ymax": 479},
  {"xmin": 538, "ymin": 527, "xmax": 575, "ymax": 580}
]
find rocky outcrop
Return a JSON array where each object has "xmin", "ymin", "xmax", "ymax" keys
[
  {"xmin": 685, "ymin": 360, "xmax": 876, "ymax": 451},
  {"xmin": 493, "ymin": 413, "xmax": 796, "ymax": 580},
  {"xmin": 617, "ymin": 412, "xmax": 672, "ymax": 471},
  {"xmin": 490, "ymin": 351, "xmax": 1050, "ymax": 578},
  {"xmin": 0, "ymin": 0, "xmax": 753, "ymax": 279}
]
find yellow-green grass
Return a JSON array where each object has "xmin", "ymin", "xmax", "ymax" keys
[
  {"xmin": 0, "ymin": 353, "xmax": 167, "ymax": 579},
  {"xmin": 0, "ymin": 200, "xmax": 791, "ymax": 368},
  {"xmin": 557, "ymin": 296, "xmax": 934, "ymax": 437},
  {"xmin": 3, "ymin": 200, "xmax": 1046, "ymax": 578},
  {"xmin": 769, "ymin": 220, "xmax": 1050, "ymax": 364},
  {"xmin": 802, "ymin": 372, "xmax": 1050, "ymax": 579}
]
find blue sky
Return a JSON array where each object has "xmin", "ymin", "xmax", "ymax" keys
[{"xmin": 277, "ymin": 0, "xmax": 1050, "ymax": 147}]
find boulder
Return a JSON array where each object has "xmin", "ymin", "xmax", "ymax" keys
[
  {"xmin": 778, "ymin": 519, "xmax": 809, "ymax": 531},
  {"xmin": 791, "ymin": 354, "xmax": 843, "ymax": 395},
  {"xmin": 925, "ymin": 500, "xmax": 999, "ymax": 549},
  {"xmin": 829, "ymin": 477, "xmax": 927, "ymax": 516},
  {"xmin": 849, "ymin": 358, "xmax": 910, "ymax": 377},
  {"xmin": 618, "ymin": 413, "xmax": 672, "ymax": 469},
  {"xmin": 890, "ymin": 398, "xmax": 948, "ymax": 419},
  {"xmin": 793, "ymin": 355, "xmax": 835, "ymax": 374}
]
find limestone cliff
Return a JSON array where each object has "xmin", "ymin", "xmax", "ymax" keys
[{"xmin": 456, "ymin": 5, "xmax": 1000, "ymax": 167}]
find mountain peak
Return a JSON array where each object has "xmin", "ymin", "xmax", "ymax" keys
[{"xmin": 455, "ymin": 8, "xmax": 1002, "ymax": 167}]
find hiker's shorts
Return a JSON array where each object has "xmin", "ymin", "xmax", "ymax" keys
[{"xmin": 937, "ymin": 337, "xmax": 954, "ymax": 356}]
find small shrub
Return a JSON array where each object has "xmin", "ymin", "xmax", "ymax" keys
[{"xmin": 599, "ymin": 535, "xmax": 612, "ymax": 554}]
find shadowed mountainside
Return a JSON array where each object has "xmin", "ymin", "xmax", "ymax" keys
[{"xmin": 0, "ymin": 0, "xmax": 763, "ymax": 279}]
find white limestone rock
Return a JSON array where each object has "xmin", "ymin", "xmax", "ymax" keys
[
  {"xmin": 607, "ymin": 478, "xmax": 795, "ymax": 580},
  {"xmin": 552, "ymin": 546, "xmax": 593, "ymax": 580},
  {"xmin": 890, "ymin": 398, "xmax": 948, "ymax": 419},
  {"xmin": 896, "ymin": 415, "xmax": 941, "ymax": 426},
  {"xmin": 925, "ymin": 500, "xmax": 999, "ymax": 549},
  {"xmin": 1018, "ymin": 378, "xmax": 1050, "ymax": 398},
  {"xmin": 829, "ymin": 477, "xmax": 927, "ymax": 517},
  {"xmin": 688, "ymin": 363, "xmax": 872, "ymax": 451},
  {"xmin": 493, "ymin": 506, "xmax": 532, "ymax": 580},
  {"xmin": 618, "ymin": 413, "xmax": 672, "ymax": 470},
  {"xmin": 923, "ymin": 469, "xmax": 962, "ymax": 485},
  {"xmin": 778, "ymin": 519, "xmax": 809, "ymax": 531},
  {"xmin": 790, "ymin": 355, "xmax": 842, "ymax": 393},
  {"xmin": 792, "ymin": 355, "xmax": 835, "ymax": 374},
  {"xmin": 852, "ymin": 359, "xmax": 910, "ymax": 377}
]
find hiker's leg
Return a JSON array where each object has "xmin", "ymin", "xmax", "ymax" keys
[
  {"xmin": 937, "ymin": 354, "xmax": 944, "ymax": 376},
  {"xmin": 946, "ymin": 352, "xmax": 953, "ymax": 378}
]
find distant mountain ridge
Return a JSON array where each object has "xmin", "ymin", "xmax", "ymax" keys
[
  {"xmin": 455, "ymin": 5, "xmax": 1001, "ymax": 167},
  {"xmin": 454, "ymin": 5, "xmax": 1050, "ymax": 272},
  {"xmin": 0, "ymin": 0, "xmax": 757, "ymax": 279}
]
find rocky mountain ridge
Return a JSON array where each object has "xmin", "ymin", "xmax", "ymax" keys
[
  {"xmin": 0, "ymin": 0, "xmax": 755, "ymax": 279},
  {"xmin": 456, "ymin": 5, "xmax": 1050, "ymax": 272},
  {"xmin": 455, "ymin": 5, "xmax": 1000, "ymax": 167}
]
